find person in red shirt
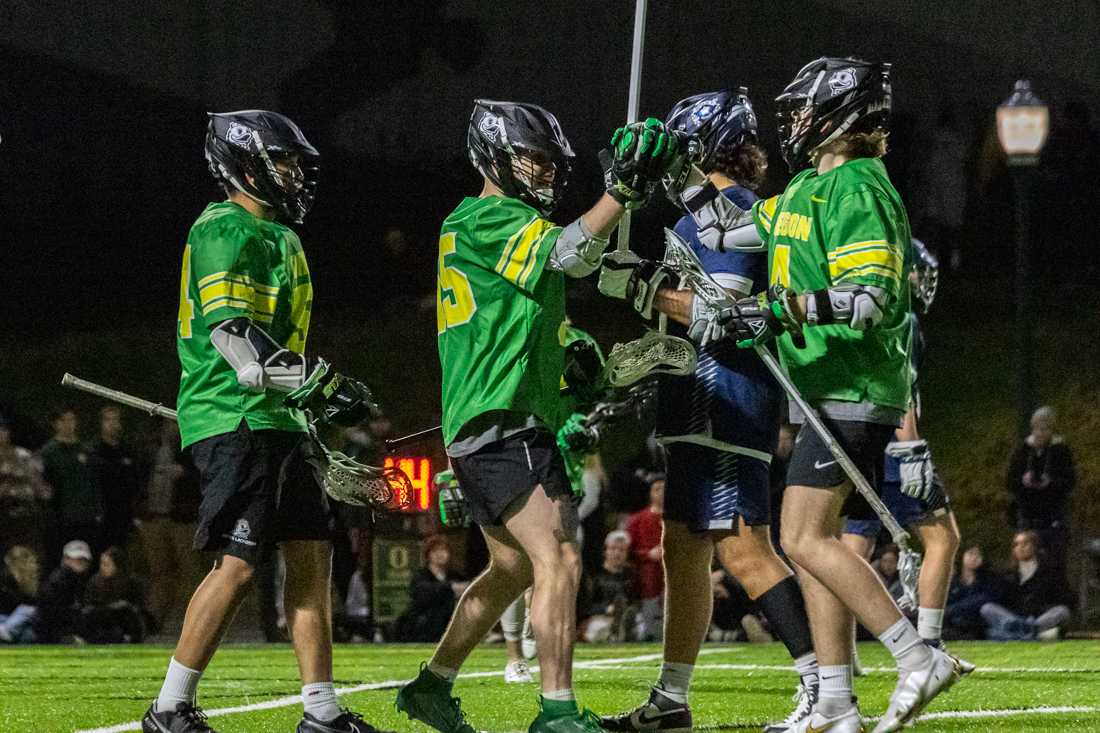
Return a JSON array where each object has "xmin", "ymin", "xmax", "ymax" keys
[{"xmin": 625, "ymin": 475, "xmax": 665, "ymax": 640}]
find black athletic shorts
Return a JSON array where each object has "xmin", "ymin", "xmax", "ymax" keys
[
  {"xmin": 786, "ymin": 418, "xmax": 895, "ymax": 521},
  {"xmin": 190, "ymin": 420, "xmax": 333, "ymax": 565},
  {"xmin": 450, "ymin": 427, "xmax": 571, "ymax": 527}
]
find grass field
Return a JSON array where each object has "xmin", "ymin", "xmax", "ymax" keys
[{"xmin": 3, "ymin": 641, "xmax": 1099, "ymax": 732}]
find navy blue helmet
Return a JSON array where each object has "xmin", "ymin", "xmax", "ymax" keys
[{"xmin": 665, "ymin": 88, "xmax": 758, "ymax": 172}]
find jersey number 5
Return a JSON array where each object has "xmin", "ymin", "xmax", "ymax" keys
[
  {"xmin": 437, "ymin": 232, "xmax": 476, "ymax": 333},
  {"xmin": 178, "ymin": 244, "xmax": 195, "ymax": 339}
]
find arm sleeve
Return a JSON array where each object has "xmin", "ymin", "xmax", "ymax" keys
[
  {"xmin": 476, "ymin": 200, "xmax": 563, "ymax": 294},
  {"xmin": 189, "ymin": 223, "xmax": 275, "ymax": 327},
  {"xmin": 824, "ymin": 189, "xmax": 906, "ymax": 298}
]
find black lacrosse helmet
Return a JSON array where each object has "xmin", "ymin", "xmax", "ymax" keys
[
  {"xmin": 910, "ymin": 238, "xmax": 939, "ymax": 313},
  {"xmin": 665, "ymin": 87, "xmax": 758, "ymax": 172},
  {"xmin": 467, "ymin": 99, "xmax": 575, "ymax": 215},
  {"xmin": 205, "ymin": 110, "xmax": 320, "ymax": 223},
  {"xmin": 775, "ymin": 57, "xmax": 891, "ymax": 172}
]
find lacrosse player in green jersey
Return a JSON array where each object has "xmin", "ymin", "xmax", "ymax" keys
[
  {"xmin": 396, "ymin": 100, "xmax": 680, "ymax": 733},
  {"xmin": 678, "ymin": 60, "xmax": 969, "ymax": 732},
  {"xmin": 146, "ymin": 111, "xmax": 386, "ymax": 733}
]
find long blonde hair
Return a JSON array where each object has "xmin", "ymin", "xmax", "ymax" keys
[{"xmin": 4, "ymin": 546, "xmax": 40, "ymax": 597}]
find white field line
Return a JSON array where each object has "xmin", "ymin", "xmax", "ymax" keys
[
  {"xmin": 581, "ymin": 661, "xmax": 1100, "ymax": 675},
  {"xmin": 75, "ymin": 649, "xmax": 729, "ymax": 733}
]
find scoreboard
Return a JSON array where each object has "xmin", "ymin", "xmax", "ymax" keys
[{"xmin": 383, "ymin": 455, "xmax": 433, "ymax": 512}]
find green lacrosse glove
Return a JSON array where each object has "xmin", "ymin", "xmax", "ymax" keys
[
  {"xmin": 285, "ymin": 363, "xmax": 381, "ymax": 426},
  {"xmin": 434, "ymin": 470, "xmax": 471, "ymax": 528},
  {"xmin": 601, "ymin": 118, "xmax": 684, "ymax": 208}
]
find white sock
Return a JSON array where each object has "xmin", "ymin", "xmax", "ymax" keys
[
  {"xmin": 501, "ymin": 596, "xmax": 525, "ymax": 642},
  {"xmin": 656, "ymin": 662, "xmax": 694, "ymax": 703},
  {"xmin": 427, "ymin": 662, "xmax": 459, "ymax": 683},
  {"xmin": 817, "ymin": 665, "xmax": 852, "ymax": 715},
  {"xmin": 542, "ymin": 688, "xmax": 576, "ymax": 701},
  {"xmin": 155, "ymin": 657, "xmax": 202, "ymax": 713},
  {"xmin": 917, "ymin": 607, "xmax": 944, "ymax": 643},
  {"xmin": 879, "ymin": 617, "xmax": 932, "ymax": 671},
  {"xmin": 795, "ymin": 652, "xmax": 820, "ymax": 691},
  {"xmin": 302, "ymin": 682, "xmax": 341, "ymax": 722}
]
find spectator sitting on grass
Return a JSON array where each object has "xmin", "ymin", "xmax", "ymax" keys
[
  {"xmin": 78, "ymin": 546, "xmax": 149, "ymax": 643},
  {"xmin": 0, "ymin": 546, "xmax": 41, "ymax": 643},
  {"xmin": 980, "ymin": 530, "xmax": 1072, "ymax": 641},
  {"xmin": 944, "ymin": 544, "xmax": 1002, "ymax": 640},
  {"xmin": 32, "ymin": 540, "xmax": 92, "ymax": 643},
  {"xmin": 579, "ymin": 530, "xmax": 637, "ymax": 642}
]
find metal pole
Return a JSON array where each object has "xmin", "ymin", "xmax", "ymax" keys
[
  {"xmin": 1013, "ymin": 167, "xmax": 1034, "ymax": 437},
  {"xmin": 616, "ymin": 0, "xmax": 648, "ymax": 252}
]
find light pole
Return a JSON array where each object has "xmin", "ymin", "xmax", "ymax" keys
[{"xmin": 997, "ymin": 80, "xmax": 1049, "ymax": 437}]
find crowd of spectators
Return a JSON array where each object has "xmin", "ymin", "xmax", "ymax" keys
[{"xmin": 0, "ymin": 397, "xmax": 1085, "ymax": 648}]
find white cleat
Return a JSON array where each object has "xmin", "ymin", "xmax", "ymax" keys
[
  {"xmin": 872, "ymin": 647, "xmax": 963, "ymax": 732},
  {"xmin": 763, "ymin": 683, "xmax": 816, "ymax": 732},
  {"xmin": 504, "ymin": 659, "xmax": 534, "ymax": 684},
  {"xmin": 783, "ymin": 701, "xmax": 864, "ymax": 733}
]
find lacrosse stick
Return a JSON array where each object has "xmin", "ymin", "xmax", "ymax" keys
[
  {"xmin": 658, "ymin": 232, "xmax": 923, "ymax": 611},
  {"xmin": 60, "ymin": 373, "xmax": 412, "ymax": 512},
  {"xmin": 603, "ymin": 330, "xmax": 696, "ymax": 387}
]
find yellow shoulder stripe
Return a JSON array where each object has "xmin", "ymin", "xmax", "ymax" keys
[{"xmin": 498, "ymin": 217, "xmax": 555, "ymax": 285}]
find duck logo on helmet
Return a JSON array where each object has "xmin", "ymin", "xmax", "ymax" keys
[
  {"xmin": 828, "ymin": 68, "xmax": 857, "ymax": 97},
  {"xmin": 226, "ymin": 122, "xmax": 254, "ymax": 148},
  {"xmin": 478, "ymin": 113, "xmax": 503, "ymax": 143}
]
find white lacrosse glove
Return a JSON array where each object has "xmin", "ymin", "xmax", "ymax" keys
[
  {"xmin": 686, "ymin": 290, "xmax": 728, "ymax": 347},
  {"xmin": 598, "ymin": 250, "xmax": 673, "ymax": 320},
  {"xmin": 886, "ymin": 439, "xmax": 936, "ymax": 501}
]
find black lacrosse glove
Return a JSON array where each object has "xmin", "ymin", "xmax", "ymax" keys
[{"xmin": 285, "ymin": 366, "xmax": 381, "ymax": 426}]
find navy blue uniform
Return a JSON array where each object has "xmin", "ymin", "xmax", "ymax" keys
[
  {"xmin": 846, "ymin": 314, "xmax": 950, "ymax": 537},
  {"xmin": 658, "ymin": 185, "xmax": 782, "ymax": 532}
]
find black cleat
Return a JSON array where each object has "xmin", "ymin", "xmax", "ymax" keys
[
  {"xmin": 297, "ymin": 709, "xmax": 394, "ymax": 733},
  {"xmin": 142, "ymin": 702, "xmax": 216, "ymax": 732},
  {"xmin": 601, "ymin": 689, "xmax": 692, "ymax": 733}
]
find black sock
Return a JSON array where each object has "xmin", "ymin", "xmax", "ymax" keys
[{"xmin": 754, "ymin": 575, "xmax": 814, "ymax": 660}]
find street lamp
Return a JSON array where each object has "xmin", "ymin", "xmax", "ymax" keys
[{"xmin": 997, "ymin": 80, "xmax": 1049, "ymax": 436}]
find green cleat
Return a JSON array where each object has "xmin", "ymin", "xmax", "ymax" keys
[
  {"xmin": 395, "ymin": 664, "xmax": 480, "ymax": 733},
  {"xmin": 528, "ymin": 705, "xmax": 607, "ymax": 733}
]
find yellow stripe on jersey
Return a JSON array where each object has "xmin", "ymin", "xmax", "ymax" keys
[
  {"xmin": 199, "ymin": 280, "xmax": 277, "ymax": 318},
  {"xmin": 517, "ymin": 226, "xmax": 558, "ymax": 288},
  {"xmin": 498, "ymin": 218, "xmax": 554, "ymax": 286},
  {"xmin": 756, "ymin": 196, "xmax": 779, "ymax": 233},
  {"xmin": 495, "ymin": 215, "xmax": 535, "ymax": 274},
  {"xmin": 197, "ymin": 271, "xmax": 229, "ymax": 288},
  {"xmin": 828, "ymin": 242, "xmax": 903, "ymax": 282}
]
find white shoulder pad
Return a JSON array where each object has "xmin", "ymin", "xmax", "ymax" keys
[{"xmin": 681, "ymin": 180, "xmax": 764, "ymax": 253}]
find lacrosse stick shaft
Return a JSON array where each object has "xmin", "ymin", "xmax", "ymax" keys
[
  {"xmin": 384, "ymin": 424, "xmax": 442, "ymax": 451},
  {"xmin": 616, "ymin": 0, "xmax": 648, "ymax": 253},
  {"xmin": 752, "ymin": 347, "xmax": 911, "ymax": 548},
  {"xmin": 61, "ymin": 373, "xmax": 178, "ymax": 421}
]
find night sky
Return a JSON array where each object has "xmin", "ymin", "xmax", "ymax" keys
[{"xmin": 1, "ymin": 0, "xmax": 1097, "ymax": 437}]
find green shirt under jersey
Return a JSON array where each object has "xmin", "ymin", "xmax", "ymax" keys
[
  {"xmin": 176, "ymin": 201, "xmax": 313, "ymax": 448},
  {"xmin": 752, "ymin": 157, "xmax": 912, "ymax": 418},
  {"xmin": 437, "ymin": 195, "xmax": 566, "ymax": 448}
]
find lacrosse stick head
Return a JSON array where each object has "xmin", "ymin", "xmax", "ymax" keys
[
  {"xmin": 604, "ymin": 330, "xmax": 697, "ymax": 387},
  {"xmin": 304, "ymin": 427, "xmax": 413, "ymax": 510},
  {"xmin": 897, "ymin": 547, "xmax": 923, "ymax": 613},
  {"xmin": 662, "ymin": 228, "xmax": 732, "ymax": 308}
]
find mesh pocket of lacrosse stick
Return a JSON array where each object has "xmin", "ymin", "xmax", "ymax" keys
[
  {"xmin": 604, "ymin": 330, "xmax": 697, "ymax": 387},
  {"xmin": 306, "ymin": 433, "xmax": 414, "ymax": 510}
]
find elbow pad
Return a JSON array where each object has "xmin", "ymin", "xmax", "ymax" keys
[
  {"xmin": 805, "ymin": 285, "xmax": 887, "ymax": 331},
  {"xmin": 680, "ymin": 180, "xmax": 764, "ymax": 253},
  {"xmin": 210, "ymin": 317, "xmax": 321, "ymax": 393},
  {"xmin": 552, "ymin": 217, "xmax": 610, "ymax": 277}
]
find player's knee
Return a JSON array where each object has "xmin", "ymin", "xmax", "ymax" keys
[{"xmin": 213, "ymin": 554, "xmax": 255, "ymax": 588}]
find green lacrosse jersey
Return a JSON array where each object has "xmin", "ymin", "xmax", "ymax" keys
[
  {"xmin": 752, "ymin": 157, "xmax": 912, "ymax": 413},
  {"xmin": 437, "ymin": 195, "xmax": 566, "ymax": 447},
  {"xmin": 176, "ymin": 201, "xmax": 313, "ymax": 448}
]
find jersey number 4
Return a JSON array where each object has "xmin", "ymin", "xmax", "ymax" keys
[
  {"xmin": 437, "ymin": 232, "xmax": 476, "ymax": 334},
  {"xmin": 178, "ymin": 244, "xmax": 195, "ymax": 339}
]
